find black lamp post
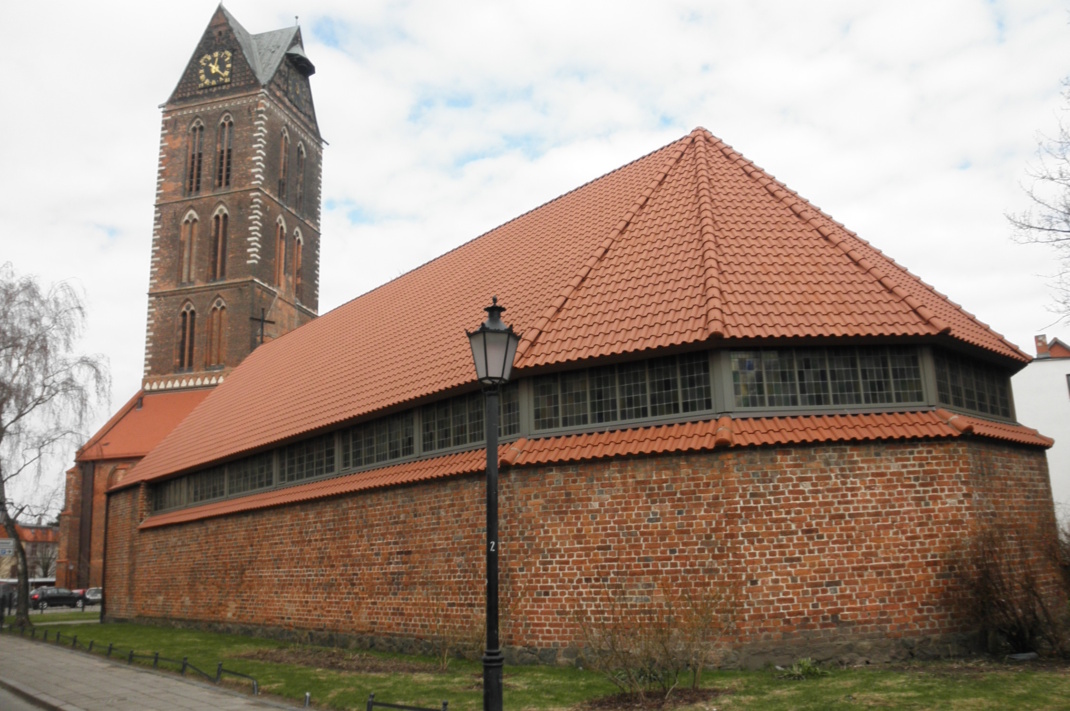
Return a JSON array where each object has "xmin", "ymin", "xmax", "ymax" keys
[{"xmin": 466, "ymin": 297, "xmax": 520, "ymax": 711}]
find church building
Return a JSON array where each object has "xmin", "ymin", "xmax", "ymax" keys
[
  {"xmin": 76, "ymin": 8, "xmax": 1063, "ymax": 666},
  {"xmin": 58, "ymin": 6, "xmax": 322, "ymax": 590}
]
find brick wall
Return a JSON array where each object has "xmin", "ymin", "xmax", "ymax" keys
[{"xmin": 103, "ymin": 439, "xmax": 1063, "ymax": 665}]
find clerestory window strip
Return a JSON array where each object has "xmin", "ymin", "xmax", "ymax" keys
[
  {"xmin": 731, "ymin": 346, "xmax": 925, "ymax": 410},
  {"xmin": 149, "ymin": 345, "xmax": 1015, "ymax": 515}
]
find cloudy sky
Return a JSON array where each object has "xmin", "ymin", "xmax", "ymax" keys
[{"xmin": 2, "ymin": 1, "xmax": 1068, "ymax": 507}]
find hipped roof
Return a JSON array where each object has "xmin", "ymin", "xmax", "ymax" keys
[{"xmin": 124, "ymin": 128, "xmax": 1027, "ymax": 487}]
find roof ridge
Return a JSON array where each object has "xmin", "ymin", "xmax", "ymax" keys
[
  {"xmin": 692, "ymin": 129, "xmax": 726, "ymax": 338},
  {"xmin": 710, "ymin": 138, "xmax": 953, "ymax": 337},
  {"xmin": 514, "ymin": 135, "xmax": 694, "ymax": 360}
]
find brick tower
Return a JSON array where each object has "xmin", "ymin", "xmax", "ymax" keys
[
  {"xmin": 56, "ymin": 7, "xmax": 322, "ymax": 591},
  {"xmin": 143, "ymin": 6, "xmax": 322, "ymax": 392}
]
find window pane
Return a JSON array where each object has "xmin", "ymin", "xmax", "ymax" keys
[
  {"xmin": 618, "ymin": 362, "xmax": 649, "ymax": 420},
  {"xmin": 649, "ymin": 356, "xmax": 680, "ymax": 417},
  {"xmin": 499, "ymin": 384, "xmax": 519, "ymax": 436},
  {"xmin": 796, "ymin": 349, "xmax": 829, "ymax": 407},
  {"xmin": 468, "ymin": 392, "xmax": 484, "ymax": 444},
  {"xmin": 762, "ymin": 350, "xmax": 798, "ymax": 407},
  {"xmin": 827, "ymin": 348, "xmax": 861, "ymax": 406},
  {"xmin": 451, "ymin": 397, "xmax": 469, "ymax": 447},
  {"xmin": 679, "ymin": 352, "xmax": 712, "ymax": 413},
  {"xmin": 888, "ymin": 347, "xmax": 923, "ymax": 403},
  {"xmin": 590, "ymin": 368, "xmax": 618, "ymax": 423},
  {"xmin": 859, "ymin": 350, "xmax": 892, "ymax": 405},
  {"xmin": 435, "ymin": 401, "xmax": 451, "ymax": 450},
  {"xmin": 228, "ymin": 453, "xmax": 273, "ymax": 495},
  {"xmin": 534, "ymin": 376, "xmax": 560, "ymax": 430},
  {"xmin": 732, "ymin": 351, "xmax": 764, "ymax": 407},
  {"xmin": 934, "ymin": 352, "xmax": 951, "ymax": 404},
  {"xmin": 560, "ymin": 371, "xmax": 589, "ymax": 427}
]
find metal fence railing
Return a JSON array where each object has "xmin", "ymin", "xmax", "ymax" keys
[
  {"xmin": 3, "ymin": 625, "xmax": 260, "ymax": 697},
  {"xmin": 366, "ymin": 692, "xmax": 448, "ymax": 711}
]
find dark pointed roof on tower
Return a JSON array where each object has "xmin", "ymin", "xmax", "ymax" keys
[
  {"xmin": 166, "ymin": 5, "xmax": 314, "ymax": 107},
  {"xmin": 123, "ymin": 128, "xmax": 1030, "ymax": 487},
  {"xmin": 219, "ymin": 6, "xmax": 312, "ymax": 85}
]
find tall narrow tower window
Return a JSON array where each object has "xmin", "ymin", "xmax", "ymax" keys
[
  {"xmin": 186, "ymin": 121, "xmax": 204, "ymax": 194},
  {"xmin": 205, "ymin": 298, "xmax": 227, "ymax": 368},
  {"xmin": 216, "ymin": 115, "xmax": 233, "ymax": 188},
  {"xmin": 179, "ymin": 213, "xmax": 198, "ymax": 284},
  {"xmin": 293, "ymin": 230, "xmax": 304, "ymax": 302},
  {"xmin": 295, "ymin": 144, "xmax": 306, "ymax": 213},
  {"xmin": 210, "ymin": 209, "xmax": 228, "ymax": 281},
  {"xmin": 275, "ymin": 219, "xmax": 287, "ymax": 287},
  {"xmin": 178, "ymin": 303, "xmax": 197, "ymax": 370},
  {"xmin": 278, "ymin": 131, "xmax": 290, "ymax": 201}
]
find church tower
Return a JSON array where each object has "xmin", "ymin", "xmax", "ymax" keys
[{"xmin": 142, "ymin": 6, "xmax": 322, "ymax": 391}]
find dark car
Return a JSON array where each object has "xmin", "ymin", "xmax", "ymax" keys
[{"xmin": 29, "ymin": 586, "xmax": 82, "ymax": 610}]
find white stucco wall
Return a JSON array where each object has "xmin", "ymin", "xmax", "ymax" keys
[{"xmin": 1012, "ymin": 356, "xmax": 1070, "ymax": 522}]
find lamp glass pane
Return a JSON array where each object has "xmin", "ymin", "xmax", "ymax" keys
[
  {"xmin": 468, "ymin": 331, "xmax": 489, "ymax": 381},
  {"xmin": 483, "ymin": 330, "xmax": 511, "ymax": 381}
]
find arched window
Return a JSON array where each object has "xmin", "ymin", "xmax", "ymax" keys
[
  {"xmin": 216, "ymin": 115, "xmax": 233, "ymax": 188},
  {"xmin": 295, "ymin": 143, "xmax": 306, "ymax": 213},
  {"xmin": 186, "ymin": 120, "xmax": 204, "ymax": 194},
  {"xmin": 205, "ymin": 298, "xmax": 226, "ymax": 368},
  {"xmin": 293, "ymin": 230, "xmax": 304, "ymax": 302},
  {"xmin": 210, "ymin": 208, "xmax": 228, "ymax": 281},
  {"xmin": 277, "ymin": 130, "xmax": 289, "ymax": 200},
  {"xmin": 177, "ymin": 303, "xmax": 196, "ymax": 370},
  {"xmin": 178, "ymin": 212, "xmax": 198, "ymax": 284},
  {"xmin": 274, "ymin": 218, "xmax": 287, "ymax": 287}
]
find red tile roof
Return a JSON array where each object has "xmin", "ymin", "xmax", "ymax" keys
[
  {"xmin": 1048, "ymin": 338, "xmax": 1070, "ymax": 358},
  {"xmin": 138, "ymin": 411, "xmax": 1050, "ymax": 529},
  {"xmin": 77, "ymin": 389, "xmax": 211, "ymax": 462},
  {"xmin": 15, "ymin": 525, "xmax": 58, "ymax": 544},
  {"xmin": 124, "ymin": 128, "xmax": 1028, "ymax": 488}
]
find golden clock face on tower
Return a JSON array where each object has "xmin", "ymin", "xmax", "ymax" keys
[{"xmin": 198, "ymin": 50, "xmax": 233, "ymax": 88}]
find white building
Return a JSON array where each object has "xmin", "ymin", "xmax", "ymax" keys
[{"xmin": 1013, "ymin": 335, "xmax": 1070, "ymax": 522}]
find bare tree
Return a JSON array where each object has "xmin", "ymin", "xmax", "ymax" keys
[
  {"xmin": 1009, "ymin": 82, "xmax": 1070, "ymax": 318},
  {"xmin": 0, "ymin": 263, "xmax": 107, "ymax": 627},
  {"xmin": 29, "ymin": 539, "xmax": 58, "ymax": 578}
]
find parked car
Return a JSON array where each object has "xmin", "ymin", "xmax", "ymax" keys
[
  {"xmin": 80, "ymin": 587, "xmax": 102, "ymax": 606},
  {"xmin": 29, "ymin": 586, "xmax": 82, "ymax": 610}
]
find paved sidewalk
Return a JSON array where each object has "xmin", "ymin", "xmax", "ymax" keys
[{"xmin": 0, "ymin": 633, "xmax": 299, "ymax": 710}]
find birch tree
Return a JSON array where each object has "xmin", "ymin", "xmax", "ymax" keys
[{"xmin": 0, "ymin": 263, "xmax": 107, "ymax": 627}]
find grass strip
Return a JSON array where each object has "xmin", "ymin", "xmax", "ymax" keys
[{"xmin": 4, "ymin": 623, "xmax": 1070, "ymax": 710}]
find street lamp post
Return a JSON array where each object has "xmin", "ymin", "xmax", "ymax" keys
[{"xmin": 466, "ymin": 297, "xmax": 520, "ymax": 711}]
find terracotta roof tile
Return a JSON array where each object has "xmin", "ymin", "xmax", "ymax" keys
[
  {"xmin": 124, "ymin": 128, "xmax": 1028, "ymax": 486},
  {"xmin": 77, "ymin": 389, "xmax": 211, "ymax": 462},
  {"xmin": 138, "ymin": 411, "xmax": 1049, "ymax": 529},
  {"xmin": 14, "ymin": 525, "xmax": 58, "ymax": 544}
]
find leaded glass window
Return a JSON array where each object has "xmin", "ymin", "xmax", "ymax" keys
[
  {"xmin": 343, "ymin": 411, "xmax": 415, "ymax": 469},
  {"xmin": 933, "ymin": 350, "xmax": 1012, "ymax": 418},
  {"xmin": 731, "ymin": 346, "xmax": 925, "ymax": 410},
  {"xmin": 532, "ymin": 353, "xmax": 712, "ymax": 431},
  {"xmin": 228, "ymin": 453, "xmax": 273, "ymax": 495},
  {"xmin": 281, "ymin": 434, "xmax": 335, "ymax": 483},
  {"xmin": 190, "ymin": 466, "xmax": 225, "ymax": 503}
]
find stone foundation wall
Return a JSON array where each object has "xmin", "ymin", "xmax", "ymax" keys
[{"xmin": 104, "ymin": 438, "xmax": 1063, "ymax": 667}]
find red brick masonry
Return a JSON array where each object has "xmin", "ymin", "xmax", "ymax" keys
[{"xmin": 104, "ymin": 438, "xmax": 1063, "ymax": 666}]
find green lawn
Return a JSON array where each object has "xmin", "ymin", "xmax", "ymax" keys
[{"xmin": 3, "ymin": 623, "xmax": 1070, "ymax": 710}]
